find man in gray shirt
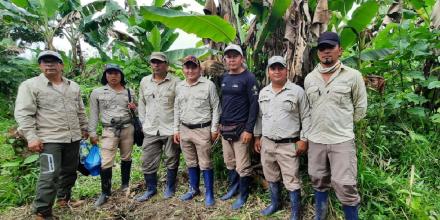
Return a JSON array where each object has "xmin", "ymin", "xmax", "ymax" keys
[
  {"xmin": 136, "ymin": 52, "xmax": 181, "ymax": 202},
  {"xmin": 14, "ymin": 51, "xmax": 88, "ymax": 219}
]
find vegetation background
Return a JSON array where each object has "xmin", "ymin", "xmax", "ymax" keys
[{"xmin": 0, "ymin": 0, "xmax": 439, "ymax": 219}]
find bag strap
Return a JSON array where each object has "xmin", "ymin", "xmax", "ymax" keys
[{"xmin": 127, "ymin": 88, "xmax": 136, "ymax": 118}]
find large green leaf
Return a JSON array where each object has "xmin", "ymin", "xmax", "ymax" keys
[
  {"xmin": 152, "ymin": 0, "xmax": 165, "ymax": 7},
  {"xmin": 340, "ymin": 1, "xmax": 379, "ymax": 48},
  {"xmin": 81, "ymin": 0, "xmax": 106, "ymax": 17},
  {"xmin": 328, "ymin": 0, "xmax": 355, "ymax": 15},
  {"xmin": 343, "ymin": 48, "xmax": 395, "ymax": 66},
  {"xmin": 10, "ymin": 0, "xmax": 29, "ymax": 8},
  {"xmin": 40, "ymin": 0, "xmax": 61, "ymax": 19},
  {"xmin": 372, "ymin": 23, "xmax": 399, "ymax": 49},
  {"xmin": 0, "ymin": 0, "xmax": 38, "ymax": 18},
  {"xmin": 139, "ymin": 6, "xmax": 236, "ymax": 43},
  {"xmin": 148, "ymin": 25, "xmax": 161, "ymax": 51},
  {"xmin": 164, "ymin": 48, "xmax": 220, "ymax": 66}
]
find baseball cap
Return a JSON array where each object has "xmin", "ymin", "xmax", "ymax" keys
[
  {"xmin": 224, "ymin": 44, "xmax": 243, "ymax": 56},
  {"xmin": 182, "ymin": 55, "xmax": 200, "ymax": 66},
  {"xmin": 103, "ymin": 63, "xmax": 123, "ymax": 74},
  {"xmin": 37, "ymin": 50, "xmax": 63, "ymax": 63},
  {"xmin": 317, "ymin": 31, "xmax": 340, "ymax": 47},
  {"xmin": 149, "ymin": 52, "xmax": 168, "ymax": 62},
  {"xmin": 267, "ymin": 56, "xmax": 287, "ymax": 68}
]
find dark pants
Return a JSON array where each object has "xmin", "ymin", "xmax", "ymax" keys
[{"xmin": 32, "ymin": 141, "xmax": 80, "ymax": 213}]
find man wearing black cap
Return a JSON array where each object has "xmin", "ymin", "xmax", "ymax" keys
[
  {"xmin": 304, "ymin": 32, "xmax": 367, "ymax": 220},
  {"xmin": 14, "ymin": 50, "xmax": 88, "ymax": 219},
  {"xmin": 88, "ymin": 64, "xmax": 137, "ymax": 207}
]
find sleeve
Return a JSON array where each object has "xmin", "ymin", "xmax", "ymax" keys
[
  {"xmin": 297, "ymin": 88, "xmax": 311, "ymax": 141},
  {"xmin": 245, "ymin": 74, "xmax": 259, "ymax": 133},
  {"xmin": 352, "ymin": 71, "xmax": 368, "ymax": 122},
  {"xmin": 138, "ymin": 80, "xmax": 146, "ymax": 124},
  {"xmin": 129, "ymin": 88, "xmax": 139, "ymax": 116},
  {"xmin": 173, "ymin": 87, "xmax": 181, "ymax": 133},
  {"xmin": 253, "ymin": 101, "xmax": 262, "ymax": 137},
  {"xmin": 209, "ymin": 82, "xmax": 221, "ymax": 133},
  {"xmin": 14, "ymin": 82, "xmax": 39, "ymax": 142},
  {"xmin": 77, "ymin": 89, "xmax": 89, "ymax": 132},
  {"xmin": 88, "ymin": 90, "xmax": 99, "ymax": 137}
]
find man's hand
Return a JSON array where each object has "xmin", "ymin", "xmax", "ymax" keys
[
  {"xmin": 28, "ymin": 140, "xmax": 43, "ymax": 153},
  {"xmin": 173, "ymin": 132, "xmax": 180, "ymax": 144},
  {"xmin": 90, "ymin": 136, "xmax": 99, "ymax": 145},
  {"xmin": 295, "ymin": 140, "xmax": 308, "ymax": 156},
  {"xmin": 254, "ymin": 136, "xmax": 261, "ymax": 153},
  {"xmin": 128, "ymin": 102, "xmax": 136, "ymax": 110},
  {"xmin": 211, "ymin": 132, "xmax": 219, "ymax": 143},
  {"xmin": 241, "ymin": 131, "xmax": 253, "ymax": 144},
  {"xmin": 82, "ymin": 130, "xmax": 89, "ymax": 139}
]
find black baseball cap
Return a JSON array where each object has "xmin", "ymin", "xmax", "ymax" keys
[{"xmin": 317, "ymin": 32, "xmax": 340, "ymax": 47}]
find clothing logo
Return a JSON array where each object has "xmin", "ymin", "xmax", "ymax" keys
[{"xmin": 232, "ymin": 84, "xmax": 239, "ymax": 88}]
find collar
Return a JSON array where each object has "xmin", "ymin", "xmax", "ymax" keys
[
  {"xmin": 39, "ymin": 73, "xmax": 70, "ymax": 86},
  {"xmin": 183, "ymin": 76, "xmax": 206, "ymax": 87}
]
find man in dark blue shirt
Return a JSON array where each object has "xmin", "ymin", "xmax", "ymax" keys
[{"xmin": 219, "ymin": 44, "xmax": 259, "ymax": 210}]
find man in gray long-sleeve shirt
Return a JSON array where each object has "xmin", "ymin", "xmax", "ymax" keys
[
  {"xmin": 14, "ymin": 51, "xmax": 88, "ymax": 219},
  {"xmin": 254, "ymin": 56, "xmax": 311, "ymax": 219}
]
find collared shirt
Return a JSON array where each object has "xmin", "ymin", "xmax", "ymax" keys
[
  {"xmin": 304, "ymin": 63, "xmax": 367, "ymax": 144},
  {"xmin": 138, "ymin": 73, "xmax": 180, "ymax": 136},
  {"xmin": 14, "ymin": 73, "xmax": 88, "ymax": 143},
  {"xmin": 174, "ymin": 76, "xmax": 221, "ymax": 133},
  {"xmin": 254, "ymin": 81, "xmax": 311, "ymax": 141},
  {"xmin": 88, "ymin": 85, "xmax": 136, "ymax": 137}
]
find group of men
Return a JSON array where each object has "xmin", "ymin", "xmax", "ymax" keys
[{"xmin": 14, "ymin": 31, "xmax": 367, "ymax": 220}]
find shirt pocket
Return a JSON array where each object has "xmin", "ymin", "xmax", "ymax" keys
[
  {"xmin": 65, "ymin": 93, "xmax": 80, "ymax": 112},
  {"xmin": 193, "ymin": 92, "xmax": 209, "ymax": 107},
  {"xmin": 37, "ymin": 91, "xmax": 58, "ymax": 109},
  {"xmin": 332, "ymin": 85, "xmax": 351, "ymax": 107},
  {"xmin": 306, "ymin": 86, "xmax": 320, "ymax": 107},
  {"xmin": 142, "ymin": 89, "xmax": 154, "ymax": 103},
  {"xmin": 98, "ymin": 94, "xmax": 113, "ymax": 109},
  {"xmin": 281, "ymin": 95, "xmax": 297, "ymax": 113},
  {"xmin": 258, "ymin": 97, "xmax": 271, "ymax": 118}
]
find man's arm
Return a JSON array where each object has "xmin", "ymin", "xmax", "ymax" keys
[
  {"xmin": 77, "ymin": 89, "xmax": 88, "ymax": 136},
  {"xmin": 88, "ymin": 90, "xmax": 99, "ymax": 138},
  {"xmin": 138, "ymin": 80, "xmax": 146, "ymax": 124},
  {"xmin": 14, "ymin": 82, "xmax": 39, "ymax": 142},
  {"xmin": 352, "ymin": 71, "xmax": 368, "ymax": 122},
  {"xmin": 245, "ymin": 74, "xmax": 259, "ymax": 133},
  {"xmin": 209, "ymin": 82, "xmax": 221, "ymax": 133}
]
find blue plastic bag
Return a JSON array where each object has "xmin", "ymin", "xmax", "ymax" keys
[{"xmin": 84, "ymin": 144, "xmax": 101, "ymax": 176}]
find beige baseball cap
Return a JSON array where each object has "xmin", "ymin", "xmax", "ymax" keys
[
  {"xmin": 267, "ymin": 56, "xmax": 287, "ymax": 68},
  {"xmin": 224, "ymin": 44, "xmax": 243, "ymax": 56},
  {"xmin": 149, "ymin": 52, "xmax": 168, "ymax": 62}
]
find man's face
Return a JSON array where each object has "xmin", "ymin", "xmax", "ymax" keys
[
  {"xmin": 150, "ymin": 59, "xmax": 168, "ymax": 75},
  {"xmin": 317, "ymin": 44, "xmax": 342, "ymax": 65},
  {"xmin": 268, "ymin": 63, "xmax": 288, "ymax": 84},
  {"xmin": 39, "ymin": 57, "xmax": 63, "ymax": 77},
  {"xmin": 183, "ymin": 62, "xmax": 201, "ymax": 82},
  {"xmin": 224, "ymin": 50, "xmax": 243, "ymax": 71},
  {"xmin": 105, "ymin": 70, "xmax": 122, "ymax": 86}
]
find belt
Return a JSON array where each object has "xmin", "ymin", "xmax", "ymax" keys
[
  {"xmin": 265, "ymin": 136, "xmax": 300, "ymax": 144},
  {"xmin": 182, "ymin": 121, "xmax": 211, "ymax": 129}
]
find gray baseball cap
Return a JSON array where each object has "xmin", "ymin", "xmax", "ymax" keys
[
  {"xmin": 103, "ymin": 63, "xmax": 123, "ymax": 74},
  {"xmin": 267, "ymin": 56, "xmax": 287, "ymax": 68},
  {"xmin": 37, "ymin": 50, "xmax": 63, "ymax": 63},
  {"xmin": 224, "ymin": 44, "xmax": 243, "ymax": 56},
  {"xmin": 149, "ymin": 52, "xmax": 168, "ymax": 62}
]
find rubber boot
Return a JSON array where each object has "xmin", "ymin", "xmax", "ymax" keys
[
  {"xmin": 180, "ymin": 167, "xmax": 200, "ymax": 201},
  {"xmin": 260, "ymin": 182, "xmax": 281, "ymax": 216},
  {"xmin": 136, "ymin": 173, "xmax": 157, "ymax": 202},
  {"xmin": 231, "ymin": 176, "xmax": 251, "ymax": 210},
  {"xmin": 220, "ymin": 169, "xmax": 239, "ymax": 201},
  {"xmin": 164, "ymin": 168, "xmax": 178, "ymax": 199},
  {"xmin": 289, "ymin": 189, "xmax": 301, "ymax": 220},
  {"xmin": 95, "ymin": 168, "xmax": 112, "ymax": 207},
  {"xmin": 120, "ymin": 160, "xmax": 131, "ymax": 190},
  {"xmin": 314, "ymin": 190, "xmax": 329, "ymax": 220},
  {"xmin": 343, "ymin": 204, "xmax": 359, "ymax": 220},
  {"xmin": 203, "ymin": 169, "xmax": 215, "ymax": 207}
]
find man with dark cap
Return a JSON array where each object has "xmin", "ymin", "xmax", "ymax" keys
[
  {"xmin": 305, "ymin": 32, "xmax": 367, "ymax": 220},
  {"xmin": 174, "ymin": 55, "xmax": 220, "ymax": 207},
  {"xmin": 219, "ymin": 44, "xmax": 259, "ymax": 210},
  {"xmin": 14, "ymin": 50, "xmax": 88, "ymax": 219},
  {"xmin": 254, "ymin": 56, "xmax": 311, "ymax": 220},
  {"xmin": 136, "ymin": 52, "xmax": 181, "ymax": 202},
  {"xmin": 89, "ymin": 64, "xmax": 137, "ymax": 207}
]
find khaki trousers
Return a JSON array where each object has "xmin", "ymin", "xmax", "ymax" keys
[
  {"xmin": 261, "ymin": 137, "xmax": 301, "ymax": 191},
  {"xmin": 221, "ymin": 137, "xmax": 252, "ymax": 177},
  {"xmin": 141, "ymin": 134, "xmax": 180, "ymax": 174},
  {"xmin": 308, "ymin": 139, "xmax": 360, "ymax": 205},
  {"xmin": 101, "ymin": 125, "xmax": 134, "ymax": 169},
  {"xmin": 180, "ymin": 126, "xmax": 212, "ymax": 170}
]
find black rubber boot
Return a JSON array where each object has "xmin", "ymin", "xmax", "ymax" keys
[
  {"xmin": 95, "ymin": 168, "xmax": 112, "ymax": 207},
  {"xmin": 120, "ymin": 160, "xmax": 132, "ymax": 190}
]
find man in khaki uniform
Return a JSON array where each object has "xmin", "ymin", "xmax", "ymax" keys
[
  {"xmin": 173, "ymin": 55, "xmax": 220, "ymax": 207},
  {"xmin": 136, "ymin": 52, "xmax": 181, "ymax": 202},
  {"xmin": 89, "ymin": 64, "xmax": 136, "ymax": 207},
  {"xmin": 254, "ymin": 56, "xmax": 311, "ymax": 220},
  {"xmin": 305, "ymin": 32, "xmax": 367, "ymax": 220},
  {"xmin": 14, "ymin": 51, "xmax": 88, "ymax": 219}
]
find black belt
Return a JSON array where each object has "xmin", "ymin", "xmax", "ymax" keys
[
  {"xmin": 265, "ymin": 136, "xmax": 300, "ymax": 143},
  {"xmin": 182, "ymin": 121, "xmax": 211, "ymax": 129}
]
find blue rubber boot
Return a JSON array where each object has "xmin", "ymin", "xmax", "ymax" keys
[
  {"xmin": 260, "ymin": 182, "xmax": 281, "ymax": 216},
  {"xmin": 220, "ymin": 169, "xmax": 239, "ymax": 201},
  {"xmin": 164, "ymin": 168, "xmax": 178, "ymax": 199},
  {"xmin": 231, "ymin": 176, "xmax": 251, "ymax": 210},
  {"xmin": 180, "ymin": 167, "xmax": 200, "ymax": 201},
  {"xmin": 136, "ymin": 173, "xmax": 157, "ymax": 202},
  {"xmin": 343, "ymin": 204, "xmax": 359, "ymax": 220},
  {"xmin": 203, "ymin": 169, "xmax": 215, "ymax": 207},
  {"xmin": 314, "ymin": 190, "xmax": 328, "ymax": 220},
  {"xmin": 289, "ymin": 189, "xmax": 301, "ymax": 220}
]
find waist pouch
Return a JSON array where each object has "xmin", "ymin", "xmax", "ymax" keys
[{"xmin": 221, "ymin": 123, "xmax": 245, "ymax": 142}]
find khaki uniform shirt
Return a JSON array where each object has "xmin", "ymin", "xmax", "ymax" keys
[
  {"xmin": 174, "ymin": 76, "xmax": 221, "ymax": 133},
  {"xmin": 304, "ymin": 63, "xmax": 367, "ymax": 144},
  {"xmin": 14, "ymin": 73, "xmax": 88, "ymax": 143},
  {"xmin": 254, "ymin": 81, "xmax": 311, "ymax": 141},
  {"xmin": 88, "ymin": 85, "xmax": 136, "ymax": 137},
  {"xmin": 139, "ymin": 73, "xmax": 180, "ymax": 136}
]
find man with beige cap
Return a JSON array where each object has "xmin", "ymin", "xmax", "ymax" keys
[
  {"xmin": 136, "ymin": 52, "xmax": 181, "ymax": 202},
  {"xmin": 14, "ymin": 50, "xmax": 88, "ymax": 219},
  {"xmin": 254, "ymin": 56, "xmax": 311, "ymax": 220}
]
